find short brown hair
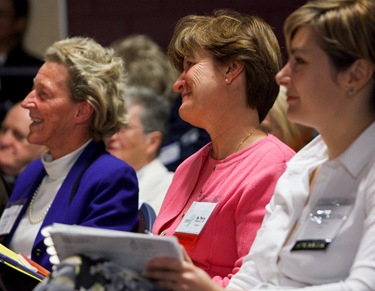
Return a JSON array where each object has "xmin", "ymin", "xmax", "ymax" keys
[{"xmin": 168, "ymin": 9, "xmax": 282, "ymax": 122}]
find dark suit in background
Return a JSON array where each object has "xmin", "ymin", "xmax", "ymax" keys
[{"xmin": 0, "ymin": 43, "xmax": 43, "ymax": 121}]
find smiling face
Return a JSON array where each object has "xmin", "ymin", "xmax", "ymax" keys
[
  {"xmin": 276, "ymin": 26, "xmax": 345, "ymax": 131},
  {"xmin": 20, "ymin": 62, "xmax": 84, "ymax": 156},
  {"xmin": 172, "ymin": 49, "xmax": 227, "ymax": 128}
]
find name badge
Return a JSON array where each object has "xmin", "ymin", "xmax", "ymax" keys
[
  {"xmin": 174, "ymin": 201, "xmax": 217, "ymax": 247},
  {"xmin": 0, "ymin": 200, "xmax": 26, "ymax": 236},
  {"xmin": 292, "ymin": 197, "xmax": 354, "ymax": 251}
]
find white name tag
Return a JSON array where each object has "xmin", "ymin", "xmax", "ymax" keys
[
  {"xmin": 174, "ymin": 201, "xmax": 217, "ymax": 246},
  {"xmin": 0, "ymin": 201, "xmax": 25, "ymax": 236}
]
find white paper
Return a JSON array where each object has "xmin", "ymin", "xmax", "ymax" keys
[{"xmin": 45, "ymin": 223, "xmax": 182, "ymax": 273}]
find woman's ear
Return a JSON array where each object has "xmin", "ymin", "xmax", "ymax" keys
[
  {"xmin": 225, "ymin": 60, "xmax": 245, "ymax": 84},
  {"xmin": 75, "ymin": 101, "xmax": 93, "ymax": 123},
  {"xmin": 342, "ymin": 59, "xmax": 374, "ymax": 95}
]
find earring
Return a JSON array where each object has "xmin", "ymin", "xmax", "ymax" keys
[
  {"xmin": 225, "ymin": 78, "xmax": 229, "ymax": 83},
  {"xmin": 348, "ymin": 88, "xmax": 355, "ymax": 97}
]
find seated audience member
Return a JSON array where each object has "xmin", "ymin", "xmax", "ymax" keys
[
  {"xmin": 111, "ymin": 34, "xmax": 211, "ymax": 171},
  {"xmin": 0, "ymin": 102, "xmax": 47, "ymax": 188},
  {"xmin": 0, "ymin": 0, "xmax": 43, "ymax": 122},
  {"xmin": 145, "ymin": 0, "xmax": 375, "ymax": 290},
  {"xmin": 111, "ymin": 34, "xmax": 177, "ymax": 104},
  {"xmin": 105, "ymin": 86, "xmax": 174, "ymax": 214},
  {"xmin": 30, "ymin": 10, "xmax": 296, "ymax": 291},
  {"xmin": 151, "ymin": 9, "xmax": 295, "ymax": 287},
  {"xmin": 0, "ymin": 36, "xmax": 139, "ymax": 271},
  {"xmin": 261, "ymin": 88, "xmax": 315, "ymax": 152}
]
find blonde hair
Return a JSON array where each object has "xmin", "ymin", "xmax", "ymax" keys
[
  {"xmin": 263, "ymin": 89, "xmax": 314, "ymax": 152},
  {"xmin": 45, "ymin": 37, "xmax": 128, "ymax": 141},
  {"xmin": 111, "ymin": 34, "xmax": 178, "ymax": 104}
]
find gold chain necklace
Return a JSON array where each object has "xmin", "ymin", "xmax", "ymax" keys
[
  {"xmin": 211, "ymin": 125, "xmax": 260, "ymax": 159},
  {"xmin": 28, "ymin": 185, "xmax": 52, "ymax": 224},
  {"xmin": 233, "ymin": 126, "xmax": 259, "ymax": 154}
]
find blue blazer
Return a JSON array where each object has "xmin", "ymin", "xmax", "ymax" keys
[{"xmin": 3, "ymin": 141, "xmax": 139, "ymax": 271}]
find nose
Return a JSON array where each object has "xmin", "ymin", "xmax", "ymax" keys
[
  {"xmin": 275, "ymin": 63, "xmax": 291, "ymax": 87},
  {"xmin": 21, "ymin": 90, "xmax": 37, "ymax": 109},
  {"xmin": 173, "ymin": 73, "xmax": 186, "ymax": 93}
]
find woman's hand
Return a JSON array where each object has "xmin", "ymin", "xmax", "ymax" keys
[{"xmin": 144, "ymin": 248, "xmax": 223, "ymax": 291}]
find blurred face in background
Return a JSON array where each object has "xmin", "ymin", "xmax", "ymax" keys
[
  {"xmin": 104, "ymin": 104, "xmax": 151, "ymax": 171},
  {"xmin": 0, "ymin": 104, "xmax": 46, "ymax": 176},
  {"xmin": 0, "ymin": 0, "xmax": 25, "ymax": 50}
]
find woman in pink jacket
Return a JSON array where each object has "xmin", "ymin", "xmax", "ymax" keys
[{"xmin": 151, "ymin": 9, "xmax": 295, "ymax": 287}]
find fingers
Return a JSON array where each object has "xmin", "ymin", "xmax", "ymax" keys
[
  {"xmin": 156, "ymin": 279, "xmax": 179, "ymax": 291},
  {"xmin": 144, "ymin": 257, "xmax": 183, "ymax": 283},
  {"xmin": 145, "ymin": 258, "xmax": 184, "ymax": 291},
  {"xmin": 145, "ymin": 257, "xmax": 220, "ymax": 291},
  {"xmin": 147, "ymin": 257, "xmax": 183, "ymax": 271},
  {"xmin": 181, "ymin": 245, "xmax": 193, "ymax": 263}
]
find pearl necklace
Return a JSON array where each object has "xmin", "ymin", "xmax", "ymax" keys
[{"xmin": 28, "ymin": 186, "xmax": 52, "ymax": 225}]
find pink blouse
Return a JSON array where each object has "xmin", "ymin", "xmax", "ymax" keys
[{"xmin": 153, "ymin": 135, "xmax": 295, "ymax": 287}]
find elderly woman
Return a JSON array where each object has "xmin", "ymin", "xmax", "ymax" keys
[
  {"xmin": 146, "ymin": 0, "xmax": 375, "ymax": 290},
  {"xmin": 0, "ymin": 37, "xmax": 139, "ymax": 272},
  {"xmin": 151, "ymin": 8, "xmax": 295, "ymax": 287}
]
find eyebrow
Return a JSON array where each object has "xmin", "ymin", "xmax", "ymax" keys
[{"xmin": 290, "ymin": 47, "xmax": 308, "ymax": 55}]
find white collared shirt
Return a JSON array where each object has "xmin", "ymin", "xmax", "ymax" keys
[
  {"xmin": 137, "ymin": 158, "xmax": 174, "ymax": 214},
  {"xmin": 227, "ymin": 121, "xmax": 375, "ymax": 290}
]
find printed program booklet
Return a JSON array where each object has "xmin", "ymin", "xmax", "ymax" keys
[{"xmin": 42, "ymin": 223, "xmax": 183, "ymax": 273}]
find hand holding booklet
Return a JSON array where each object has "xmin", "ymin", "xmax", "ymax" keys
[{"xmin": 42, "ymin": 223, "xmax": 183, "ymax": 273}]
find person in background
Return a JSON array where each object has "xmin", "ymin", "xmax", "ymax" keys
[
  {"xmin": 151, "ymin": 8, "xmax": 295, "ymax": 288},
  {"xmin": 0, "ymin": 0, "xmax": 43, "ymax": 121},
  {"xmin": 105, "ymin": 86, "xmax": 174, "ymax": 214},
  {"xmin": 145, "ymin": 0, "xmax": 375, "ymax": 290},
  {"xmin": 0, "ymin": 102, "xmax": 47, "ymax": 188},
  {"xmin": 0, "ymin": 36, "xmax": 139, "ymax": 271},
  {"xmin": 111, "ymin": 34, "xmax": 211, "ymax": 171},
  {"xmin": 0, "ymin": 174, "xmax": 11, "ymax": 216},
  {"xmin": 111, "ymin": 34, "xmax": 178, "ymax": 105},
  {"xmin": 261, "ymin": 87, "xmax": 315, "ymax": 152}
]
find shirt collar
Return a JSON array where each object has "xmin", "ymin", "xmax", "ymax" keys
[
  {"xmin": 338, "ymin": 121, "xmax": 375, "ymax": 177},
  {"xmin": 41, "ymin": 139, "xmax": 92, "ymax": 180}
]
